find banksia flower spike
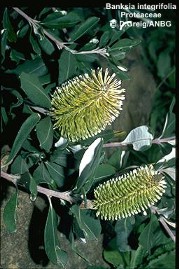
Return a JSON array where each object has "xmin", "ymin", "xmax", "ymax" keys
[
  {"xmin": 51, "ymin": 68, "xmax": 125, "ymax": 142},
  {"xmin": 93, "ymin": 165, "xmax": 166, "ymax": 220}
]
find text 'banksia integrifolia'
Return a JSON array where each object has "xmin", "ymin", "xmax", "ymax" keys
[
  {"xmin": 93, "ymin": 165, "xmax": 166, "ymax": 220},
  {"xmin": 51, "ymin": 68, "xmax": 125, "ymax": 142}
]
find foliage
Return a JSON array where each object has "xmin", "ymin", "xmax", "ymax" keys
[
  {"xmin": 142, "ymin": 25, "xmax": 176, "ymax": 137},
  {"xmin": 1, "ymin": 7, "xmax": 175, "ymax": 269}
]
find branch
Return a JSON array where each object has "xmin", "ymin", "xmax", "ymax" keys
[
  {"xmin": 1, "ymin": 170, "xmax": 74, "ymax": 204},
  {"xmin": 152, "ymin": 136, "xmax": 175, "ymax": 145},
  {"xmin": 13, "ymin": 8, "xmax": 109, "ymax": 58},
  {"xmin": 103, "ymin": 136, "xmax": 175, "ymax": 148},
  {"xmin": 13, "ymin": 7, "xmax": 38, "ymax": 26},
  {"xmin": 37, "ymin": 186, "xmax": 74, "ymax": 203},
  {"xmin": 1, "ymin": 170, "xmax": 20, "ymax": 185}
]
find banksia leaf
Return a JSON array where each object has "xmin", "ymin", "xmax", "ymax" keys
[
  {"xmin": 93, "ymin": 165, "xmax": 166, "ymax": 220},
  {"xmin": 51, "ymin": 68, "xmax": 125, "ymax": 142}
]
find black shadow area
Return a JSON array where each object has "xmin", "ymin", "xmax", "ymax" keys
[{"xmin": 28, "ymin": 203, "xmax": 49, "ymax": 266}]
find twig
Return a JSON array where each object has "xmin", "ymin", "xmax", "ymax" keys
[
  {"xmin": 152, "ymin": 136, "xmax": 175, "ymax": 144},
  {"xmin": 103, "ymin": 141, "xmax": 127, "ymax": 148},
  {"xmin": 37, "ymin": 186, "xmax": 73, "ymax": 203},
  {"xmin": 1, "ymin": 170, "xmax": 74, "ymax": 204},
  {"xmin": 103, "ymin": 136, "xmax": 175, "ymax": 148},
  {"xmin": 1, "ymin": 170, "xmax": 20, "ymax": 185},
  {"xmin": 13, "ymin": 8, "xmax": 109, "ymax": 58},
  {"xmin": 13, "ymin": 7, "xmax": 73, "ymax": 51},
  {"xmin": 13, "ymin": 7, "xmax": 38, "ymax": 26}
]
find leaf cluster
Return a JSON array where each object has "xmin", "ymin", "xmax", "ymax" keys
[{"xmin": 1, "ymin": 7, "xmax": 175, "ymax": 268}]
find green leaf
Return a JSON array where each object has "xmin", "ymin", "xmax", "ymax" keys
[
  {"xmin": 99, "ymin": 31, "xmax": 111, "ymax": 47},
  {"xmin": 110, "ymin": 50, "xmax": 126, "ymax": 62},
  {"xmin": 50, "ymin": 148, "xmax": 68, "ymax": 167},
  {"xmin": 130, "ymin": 245, "xmax": 147, "ymax": 269},
  {"xmin": 139, "ymin": 214, "xmax": 159, "ymax": 251},
  {"xmin": 168, "ymin": 67, "xmax": 175, "ymax": 88},
  {"xmin": 103, "ymin": 238, "xmax": 130, "ymax": 267},
  {"xmin": 7, "ymin": 113, "xmax": 41, "ymax": 164},
  {"xmin": 146, "ymin": 250, "xmax": 175, "ymax": 269},
  {"xmin": 94, "ymin": 163, "xmax": 116, "ymax": 183},
  {"xmin": 44, "ymin": 201, "xmax": 68, "ymax": 267},
  {"xmin": 148, "ymin": 40, "xmax": 158, "ymax": 63},
  {"xmin": 17, "ymin": 24, "xmax": 29, "ymax": 38},
  {"xmin": 22, "ymin": 139, "xmax": 41, "ymax": 154},
  {"xmin": 79, "ymin": 42, "xmax": 97, "ymax": 52},
  {"xmin": 11, "ymin": 57, "xmax": 47, "ymax": 76},
  {"xmin": 44, "ymin": 82, "xmax": 56, "ymax": 94},
  {"xmin": 75, "ymin": 138, "xmax": 103, "ymax": 193},
  {"xmin": 71, "ymin": 205, "xmax": 101, "ymax": 240},
  {"xmin": 98, "ymin": 129, "xmax": 116, "ymax": 143},
  {"xmin": 157, "ymin": 50, "xmax": 171, "ymax": 78},
  {"xmin": 87, "ymin": 267, "xmax": 107, "ymax": 269},
  {"xmin": 41, "ymin": 11, "xmax": 64, "ymax": 23},
  {"xmin": 38, "ymin": 8, "xmax": 52, "ymax": 19},
  {"xmin": 3, "ymin": 189, "xmax": 18, "ymax": 233},
  {"xmin": 10, "ymin": 155, "xmax": 29, "ymax": 174},
  {"xmin": 41, "ymin": 11, "xmax": 81, "ymax": 29},
  {"xmin": 20, "ymin": 72, "xmax": 51, "ymax": 108},
  {"xmin": 1, "ymin": 106, "xmax": 8, "ymax": 126},
  {"xmin": 1, "ymin": 30, "xmax": 8, "ymax": 60},
  {"xmin": 70, "ymin": 17, "xmax": 100, "ymax": 41},
  {"xmin": 122, "ymin": 126, "xmax": 154, "ymax": 151},
  {"xmin": 160, "ymin": 97, "xmax": 175, "ymax": 138},
  {"xmin": 69, "ymin": 230, "xmax": 90, "ymax": 263},
  {"xmin": 3, "ymin": 8, "xmax": 17, "ymax": 42},
  {"xmin": 19, "ymin": 172, "xmax": 37, "ymax": 199},
  {"xmin": 115, "ymin": 218, "xmax": 134, "ymax": 252},
  {"xmin": 109, "ymin": 38, "xmax": 141, "ymax": 53},
  {"xmin": 39, "ymin": 74, "xmax": 51, "ymax": 85},
  {"xmin": 29, "ymin": 175, "xmax": 38, "ymax": 201},
  {"xmin": 10, "ymin": 49, "xmax": 25, "ymax": 63},
  {"xmin": 103, "ymin": 249, "xmax": 125, "ymax": 268},
  {"xmin": 143, "ymin": 241, "xmax": 175, "ymax": 269},
  {"xmin": 109, "ymin": 63, "xmax": 130, "ymax": 80},
  {"xmin": 38, "ymin": 36, "xmax": 55, "ymax": 55},
  {"xmin": 10, "ymin": 90, "xmax": 24, "ymax": 112},
  {"xmin": 76, "ymin": 53, "xmax": 98, "ymax": 64},
  {"xmin": 45, "ymin": 161, "xmax": 65, "ymax": 187},
  {"xmin": 36, "ymin": 116, "xmax": 53, "ymax": 152},
  {"xmin": 33, "ymin": 162, "xmax": 56, "ymax": 186},
  {"xmin": 108, "ymin": 29, "xmax": 125, "ymax": 46},
  {"xmin": 58, "ymin": 50, "xmax": 77, "ymax": 84},
  {"xmin": 108, "ymin": 148, "xmax": 122, "ymax": 169},
  {"xmin": 29, "ymin": 33, "xmax": 41, "ymax": 54}
]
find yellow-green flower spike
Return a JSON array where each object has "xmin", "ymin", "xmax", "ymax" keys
[
  {"xmin": 50, "ymin": 68, "xmax": 125, "ymax": 142},
  {"xmin": 93, "ymin": 165, "xmax": 166, "ymax": 220}
]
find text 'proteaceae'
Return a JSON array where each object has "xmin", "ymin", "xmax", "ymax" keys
[
  {"xmin": 93, "ymin": 165, "xmax": 166, "ymax": 220},
  {"xmin": 51, "ymin": 68, "xmax": 125, "ymax": 142}
]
